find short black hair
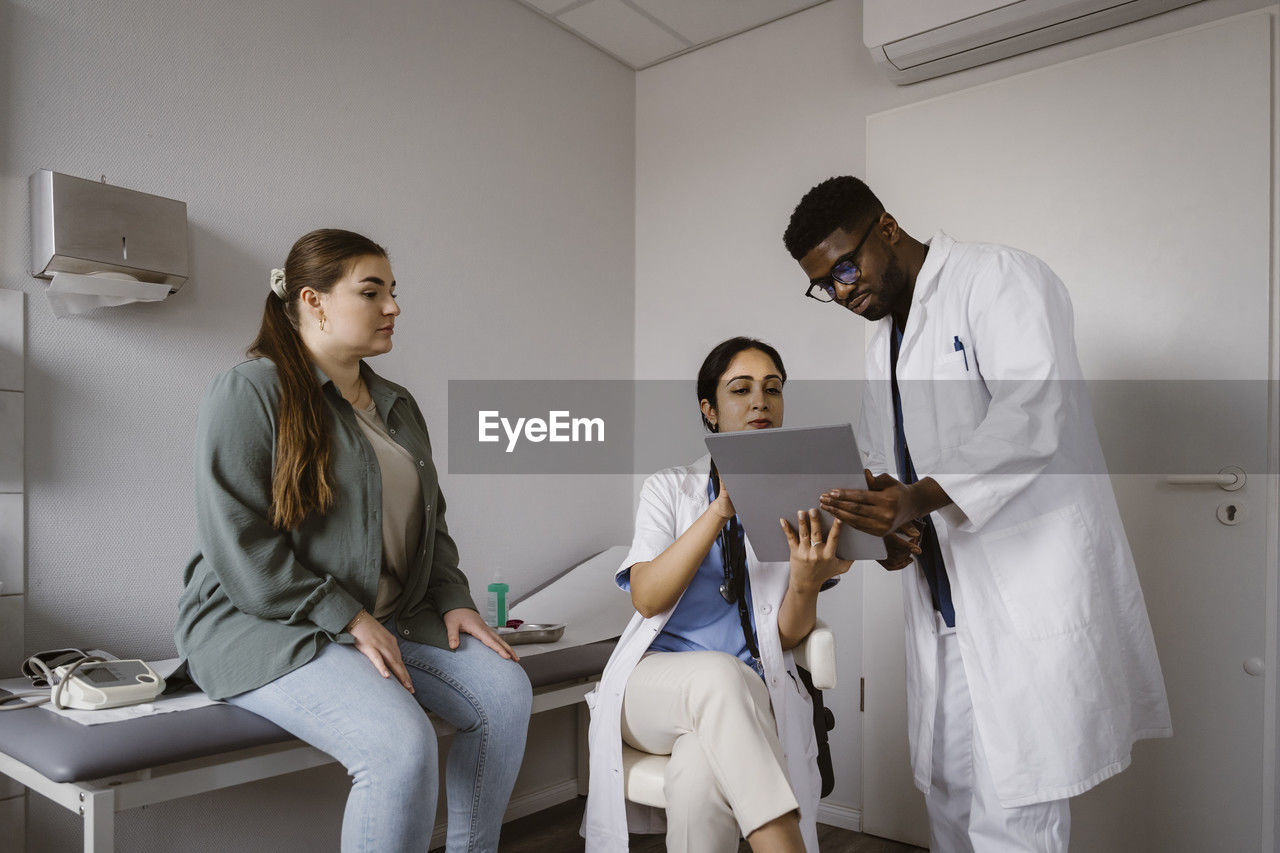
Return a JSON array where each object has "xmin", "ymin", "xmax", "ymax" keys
[
  {"xmin": 696, "ymin": 337, "xmax": 787, "ymax": 432},
  {"xmin": 783, "ymin": 176, "xmax": 885, "ymax": 260}
]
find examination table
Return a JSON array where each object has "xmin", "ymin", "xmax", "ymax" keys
[{"xmin": 0, "ymin": 547, "xmax": 633, "ymax": 853}]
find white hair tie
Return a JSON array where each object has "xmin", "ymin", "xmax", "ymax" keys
[{"xmin": 270, "ymin": 268, "xmax": 287, "ymax": 300}]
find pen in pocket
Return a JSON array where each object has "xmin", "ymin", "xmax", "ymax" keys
[{"xmin": 953, "ymin": 335, "xmax": 969, "ymax": 371}]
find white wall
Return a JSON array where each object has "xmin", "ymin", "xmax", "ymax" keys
[
  {"xmin": 1, "ymin": 0, "xmax": 634, "ymax": 849},
  {"xmin": 634, "ymin": 0, "xmax": 1276, "ymax": 825}
]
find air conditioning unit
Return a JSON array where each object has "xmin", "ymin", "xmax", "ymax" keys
[{"xmin": 864, "ymin": 0, "xmax": 1203, "ymax": 84}]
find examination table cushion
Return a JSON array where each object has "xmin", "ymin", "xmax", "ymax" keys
[{"xmin": 0, "ymin": 638, "xmax": 617, "ymax": 784}]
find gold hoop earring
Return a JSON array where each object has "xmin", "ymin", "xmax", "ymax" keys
[{"xmin": 319, "ymin": 313, "xmax": 327, "ymax": 333}]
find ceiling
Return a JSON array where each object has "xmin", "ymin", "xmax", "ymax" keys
[{"xmin": 512, "ymin": 0, "xmax": 832, "ymax": 70}]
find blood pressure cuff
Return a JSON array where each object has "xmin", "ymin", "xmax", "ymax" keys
[{"xmin": 20, "ymin": 649, "xmax": 90, "ymax": 688}]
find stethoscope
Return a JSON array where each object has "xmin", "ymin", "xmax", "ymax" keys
[
  {"xmin": 717, "ymin": 522, "xmax": 742, "ymax": 604},
  {"xmin": 709, "ymin": 468, "xmax": 759, "ymax": 666},
  {"xmin": 709, "ymin": 465, "xmax": 744, "ymax": 604}
]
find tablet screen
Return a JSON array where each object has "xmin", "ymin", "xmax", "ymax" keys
[{"xmin": 706, "ymin": 424, "xmax": 888, "ymax": 563}]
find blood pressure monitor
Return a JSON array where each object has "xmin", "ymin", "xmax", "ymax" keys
[{"xmin": 52, "ymin": 659, "xmax": 165, "ymax": 710}]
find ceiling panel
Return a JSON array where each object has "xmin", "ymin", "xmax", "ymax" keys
[
  {"xmin": 559, "ymin": 0, "xmax": 689, "ymax": 69},
  {"xmin": 512, "ymin": 0, "xmax": 832, "ymax": 69},
  {"xmin": 629, "ymin": 0, "xmax": 822, "ymax": 46}
]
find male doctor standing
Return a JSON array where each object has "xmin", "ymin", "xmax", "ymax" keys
[{"xmin": 782, "ymin": 176, "xmax": 1171, "ymax": 852}]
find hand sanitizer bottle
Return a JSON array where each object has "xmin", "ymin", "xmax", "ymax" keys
[{"xmin": 486, "ymin": 572, "xmax": 509, "ymax": 628}]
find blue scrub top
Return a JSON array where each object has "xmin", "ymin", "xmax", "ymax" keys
[{"xmin": 617, "ymin": 477, "xmax": 758, "ymax": 672}]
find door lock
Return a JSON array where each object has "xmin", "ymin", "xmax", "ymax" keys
[{"xmin": 1216, "ymin": 502, "xmax": 1247, "ymax": 526}]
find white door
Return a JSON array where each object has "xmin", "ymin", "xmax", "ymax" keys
[{"xmin": 862, "ymin": 11, "xmax": 1276, "ymax": 851}]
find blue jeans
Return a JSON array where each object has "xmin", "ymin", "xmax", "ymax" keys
[{"xmin": 226, "ymin": 626, "xmax": 532, "ymax": 852}]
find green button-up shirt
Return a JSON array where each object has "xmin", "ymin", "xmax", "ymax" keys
[{"xmin": 174, "ymin": 357, "xmax": 476, "ymax": 700}]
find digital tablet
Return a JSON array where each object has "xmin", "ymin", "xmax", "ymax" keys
[{"xmin": 705, "ymin": 424, "xmax": 888, "ymax": 563}]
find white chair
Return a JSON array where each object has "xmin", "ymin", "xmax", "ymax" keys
[{"xmin": 620, "ymin": 619, "xmax": 837, "ymax": 809}]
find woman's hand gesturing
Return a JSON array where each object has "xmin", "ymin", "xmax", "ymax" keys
[
  {"xmin": 780, "ymin": 508, "xmax": 853, "ymax": 592},
  {"xmin": 347, "ymin": 610, "xmax": 415, "ymax": 692}
]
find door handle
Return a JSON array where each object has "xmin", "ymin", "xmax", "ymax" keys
[{"xmin": 1165, "ymin": 466, "xmax": 1245, "ymax": 491}]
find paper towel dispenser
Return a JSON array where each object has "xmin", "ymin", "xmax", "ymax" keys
[{"xmin": 30, "ymin": 170, "xmax": 188, "ymax": 317}]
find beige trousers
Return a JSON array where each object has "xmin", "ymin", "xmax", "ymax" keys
[{"xmin": 621, "ymin": 651, "xmax": 800, "ymax": 853}]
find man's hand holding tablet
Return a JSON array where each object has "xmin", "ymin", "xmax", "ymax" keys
[{"xmin": 819, "ymin": 469, "xmax": 946, "ymax": 571}]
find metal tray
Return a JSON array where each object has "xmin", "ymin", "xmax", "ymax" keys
[{"xmin": 496, "ymin": 623, "xmax": 566, "ymax": 645}]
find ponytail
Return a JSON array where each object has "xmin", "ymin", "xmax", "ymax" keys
[{"xmin": 248, "ymin": 229, "xmax": 387, "ymax": 530}]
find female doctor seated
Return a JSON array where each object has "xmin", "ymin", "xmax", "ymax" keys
[{"xmin": 584, "ymin": 337, "xmax": 854, "ymax": 853}]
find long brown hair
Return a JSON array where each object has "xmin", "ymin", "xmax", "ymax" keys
[{"xmin": 249, "ymin": 229, "xmax": 388, "ymax": 530}]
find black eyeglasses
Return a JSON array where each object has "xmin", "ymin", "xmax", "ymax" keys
[{"xmin": 805, "ymin": 220, "xmax": 877, "ymax": 303}]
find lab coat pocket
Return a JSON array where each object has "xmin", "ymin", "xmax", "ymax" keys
[
  {"xmin": 935, "ymin": 349, "xmax": 968, "ymax": 372},
  {"xmin": 787, "ymin": 671, "xmax": 821, "ymax": 762},
  {"xmin": 979, "ymin": 504, "xmax": 1098, "ymax": 639},
  {"xmin": 932, "ymin": 351, "xmax": 983, "ymax": 451}
]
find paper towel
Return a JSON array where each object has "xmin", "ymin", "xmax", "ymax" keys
[{"xmin": 46, "ymin": 271, "xmax": 172, "ymax": 318}]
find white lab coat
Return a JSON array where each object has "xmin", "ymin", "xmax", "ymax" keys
[
  {"xmin": 858, "ymin": 231, "xmax": 1172, "ymax": 806},
  {"xmin": 582, "ymin": 454, "xmax": 822, "ymax": 852}
]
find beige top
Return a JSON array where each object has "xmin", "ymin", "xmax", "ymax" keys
[{"xmin": 353, "ymin": 399, "xmax": 425, "ymax": 619}]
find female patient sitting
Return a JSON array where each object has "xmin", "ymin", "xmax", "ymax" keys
[
  {"xmin": 584, "ymin": 337, "xmax": 852, "ymax": 853},
  {"xmin": 174, "ymin": 229, "xmax": 531, "ymax": 853}
]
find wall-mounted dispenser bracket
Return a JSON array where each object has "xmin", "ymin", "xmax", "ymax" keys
[{"xmin": 30, "ymin": 170, "xmax": 188, "ymax": 317}]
